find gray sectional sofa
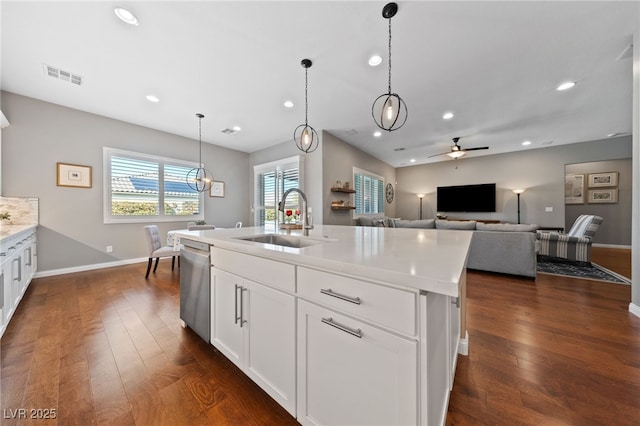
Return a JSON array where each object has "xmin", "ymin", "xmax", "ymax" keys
[{"xmin": 357, "ymin": 217, "xmax": 539, "ymax": 278}]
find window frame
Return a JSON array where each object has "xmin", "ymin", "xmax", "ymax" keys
[
  {"xmin": 253, "ymin": 155, "xmax": 304, "ymax": 230},
  {"xmin": 103, "ymin": 147, "xmax": 204, "ymax": 224},
  {"xmin": 353, "ymin": 167, "xmax": 385, "ymax": 217}
]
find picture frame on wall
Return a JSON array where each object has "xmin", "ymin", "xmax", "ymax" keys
[
  {"xmin": 564, "ymin": 174, "xmax": 584, "ymax": 204},
  {"xmin": 588, "ymin": 189, "xmax": 618, "ymax": 204},
  {"xmin": 210, "ymin": 181, "xmax": 225, "ymax": 197},
  {"xmin": 56, "ymin": 162, "xmax": 92, "ymax": 188},
  {"xmin": 587, "ymin": 172, "xmax": 618, "ymax": 188}
]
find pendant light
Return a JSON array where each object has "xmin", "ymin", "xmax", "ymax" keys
[
  {"xmin": 186, "ymin": 113, "xmax": 213, "ymax": 192},
  {"xmin": 372, "ymin": 2, "xmax": 407, "ymax": 131},
  {"xmin": 294, "ymin": 59, "xmax": 319, "ymax": 153}
]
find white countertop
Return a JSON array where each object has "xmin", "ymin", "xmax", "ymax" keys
[
  {"xmin": 172, "ymin": 225, "xmax": 472, "ymax": 297},
  {"xmin": 0, "ymin": 224, "xmax": 37, "ymax": 240}
]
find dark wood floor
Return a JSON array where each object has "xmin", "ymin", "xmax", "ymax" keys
[{"xmin": 1, "ymin": 248, "xmax": 637, "ymax": 425}]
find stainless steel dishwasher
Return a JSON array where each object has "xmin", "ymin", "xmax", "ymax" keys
[{"xmin": 179, "ymin": 238, "xmax": 210, "ymax": 342}]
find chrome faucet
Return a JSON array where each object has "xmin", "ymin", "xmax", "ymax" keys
[{"xmin": 279, "ymin": 188, "xmax": 313, "ymax": 236}]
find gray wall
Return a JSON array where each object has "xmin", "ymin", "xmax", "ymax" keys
[
  {"xmin": 1, "ymin": 91, "xmax": 250, "ymax": 272},
  {"xmin": 396, "ymin": 136, "xmax": 631, "ymax": 245},
  {"xmin": 322, "ymin": 131, "xmax": 396, "ymax": 225},
  {"xmin": 566, "ymin": 159, "xmax": 632, "ymax": 245}
]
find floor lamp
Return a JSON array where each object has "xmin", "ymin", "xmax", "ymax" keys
[
  {"xmin": 513, "ymin": 189, "xmax": 525, "ymax": 224},
  {"xmin": 416, "ymin": 193, "xmax": 425, "ymax": 220}
]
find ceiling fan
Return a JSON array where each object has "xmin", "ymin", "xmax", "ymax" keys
[{"xmin": 428, "ymin": 137, "xmax": 489, "ymax": 159}]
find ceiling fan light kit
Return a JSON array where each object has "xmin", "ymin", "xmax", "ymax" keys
[
  {"xmin": 186, "ymin": 113, "xmax": 214, "ymax": 193},
  {"xmin": 293, "ymin": 58, "xmax": 319, "ymax": 153},
  {"xmin": 372, "ymin": 2, "xmax": 408, "ymax": 132},
  {"xmin": 431, "ymin": 137, "xmax": 490, "ymax": 160}
]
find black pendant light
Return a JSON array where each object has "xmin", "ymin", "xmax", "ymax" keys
[
  {"xmin": 186, "ymin": 113, "xmax": 213, "ymax": 192},
  {"xmin": 372, "ymin": 2, "xmax": 407, "ymax": 131},
  {"xmin": 294, "ymin": 59, "xmax": 319, "ymax": 153}
]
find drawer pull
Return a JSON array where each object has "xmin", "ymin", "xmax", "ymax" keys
[
  {"xmin": 320, "ymin": 288, "xmax": 361, "ymax": 305},
  {"xmin": 321, "ymin": 317, "xmax": 362, "ymax": 339}
]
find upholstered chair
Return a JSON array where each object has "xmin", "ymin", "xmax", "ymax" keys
[
  {"xmin": 536, "ymin": 215, "xmax": 603, "ymax": 263},
  {"xmin": 143, "ymin": 225, "xmax": 179, "ymax": 278}
]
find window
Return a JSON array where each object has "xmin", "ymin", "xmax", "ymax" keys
[
  {"xmin": 353, "ymin": 167, "xmax": 384, "ymax": 216},
  {"xmin": 254, "ymin": 156, "xmax": 303, "ymax": 231},
  {"xmin": 103, "ymin": 147, "xmax": 203, "ymax": 223}
]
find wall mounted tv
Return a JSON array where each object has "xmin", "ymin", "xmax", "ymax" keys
[{"xmin": 437, "ymin": 183, "xmax": 496, "ymax": 213}]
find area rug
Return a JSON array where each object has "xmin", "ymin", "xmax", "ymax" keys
[{"xmin": 537, "ymin": 255, "xmax": 631, "ymax": 284}]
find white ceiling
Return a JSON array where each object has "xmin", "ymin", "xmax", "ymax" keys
[{"xmin": 2, "ymin": 1, "xmax": 638, "ymax": 167}]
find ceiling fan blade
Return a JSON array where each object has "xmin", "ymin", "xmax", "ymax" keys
[
  {"xmin": 427, "ymin": 152, "xmax": 450, "ymax": 158},
  {"xmin": 463, "ymin": 146, "xmax": 489, "ymax": 152}
]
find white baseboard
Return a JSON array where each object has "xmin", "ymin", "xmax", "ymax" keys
[
  {"xmin": 630, "ymin": 303, "xmax": 640, "ymax": 318},
  {"xmin": 458, "ymin": 330, "xmax": 469, "ymax": 356},
  {"xmin": 34, "ymin": 257, "xmax": 147, "ymax": 278}
]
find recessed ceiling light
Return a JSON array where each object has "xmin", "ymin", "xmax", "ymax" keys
[
  {"xmin": 283, "ymin": 100, "xmax": 294, "ymax": 108},
  {"xmin": 232, "ymin": 125, "xmax": 242, "ymax": 132},
  {"xmin": 556, "ymin": 81, "xmax": 576, "ymax": 91},
  {"xmin": 373, "ymin": 131, "xmax": 382, "ymax": 137},
  {"xmin": 442, "ymin": 112, "xmax": 454, "ymax": 120},
  {"xmin": 409, "ymin": 158, "xmax": 416, "ymax": 163},
  {"xmin": 145, "ymin": 95, "xmax": 159, "ymax": 103},
  {"xmin": 114, "ymin": 7, "xmax": 139, "ymax": 26},
  {"xmin": 522, "ymin": 140, "xmax": 531, "ymax": 146},
  {"xmin": 368, "ymin": 55, "xmax": 383, "ymax": 67}
]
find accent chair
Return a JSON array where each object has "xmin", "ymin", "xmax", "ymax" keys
[{"xmin": 536, "ymin": 214, "xmax": 603, "ymax": 263}]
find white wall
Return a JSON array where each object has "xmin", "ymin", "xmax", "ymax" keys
[
  {"xmin": 1, "ymin": 91, "xmax": 250, "ymax": 273},
  {"xmin": 396, "ymin": 137, "xmax": 632, "ymax": 238}
]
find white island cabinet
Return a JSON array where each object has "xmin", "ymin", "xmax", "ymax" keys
[
  {"xmin": 174, "ymin": 225, "xmax": 472, "ymax": 426},
  {"xmin": 210, "ymin": 247, "xmax": 297, "ymax": 415}
]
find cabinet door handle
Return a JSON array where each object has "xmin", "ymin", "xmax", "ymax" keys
[
  {"xmin": 321, "ymin": 317, "xmax": 362, "ymax": 339},
  {"xmin": 13, "ymin": 257, "xmax": 22, "ymax": 282},
  {"xmin": 239, "ymin": 287, "xmax": 247, "ymax": 328},
  {"xmin": 234, "ymin": 284, "xmax": 241, "ymax": 325},
  {"xmin": 451, "ymin": 297, "xmax": 460, "ymax": 308},
  {"xmin": 25, "ymin": 247, "xmax": 32, "ymax": 267},
  {"xmin": 320, "ymin": 288, "xmax": 361, "ymax": 305}
]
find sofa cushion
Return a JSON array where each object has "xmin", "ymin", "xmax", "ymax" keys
[
  {"xmin": 476, "ymin": 223, "xmax": 539, "ymax": 232},
  {"xmin": 395, "ymin": 219, "xmax": 435, "ymax": 229},
  {"xmin": 435, "ymin": 219, "xmax": 477, "ymax": 230}
]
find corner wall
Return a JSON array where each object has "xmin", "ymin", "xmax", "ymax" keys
[{"xmin": 322, "ymin": 131, "xmax": 396, "ymax": 225}]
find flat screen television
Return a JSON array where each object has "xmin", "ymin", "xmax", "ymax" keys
[{"xmin": 437, "ymin": 183, "xmax": 496, "ymax": 213}]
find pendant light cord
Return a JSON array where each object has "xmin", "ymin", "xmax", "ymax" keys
[
  {"xmin": 305, "ymin": 67, "xmax": 309, "ymax": 126},
  {"xmin": 387, "ymin": 17, "xmax": 392, "ymax": 94},
  {"xmin": 198, "ymin": 115, "xmax": 203, "ymax": 166}
]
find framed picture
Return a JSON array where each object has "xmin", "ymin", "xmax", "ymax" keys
[
  {"xmin": 210, "ymin": 181, "xmax": 225, "ymax": 197},
  {"xmin": 588, "ymin": 189, "xmax": 618, "ymax": 204},
  {"xmin": 587, "ymin": 172, "xmax": 618, "ymax": 188},
  {"xmin": 57, "ymin": 162, "xmax": 92, "ymax": 188},
  {"xmin": 564, "ymin": 174, "xmax": 584, "ymax": 204}
]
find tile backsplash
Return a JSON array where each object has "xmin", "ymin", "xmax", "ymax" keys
[{"xmin": 0, "ymin": 196, "xmax": 39, "ymax": 225}]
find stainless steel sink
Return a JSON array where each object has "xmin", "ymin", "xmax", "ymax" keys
[{"xmin": 235, "ymin": 233, "xmax": 322, "ymax": 248}]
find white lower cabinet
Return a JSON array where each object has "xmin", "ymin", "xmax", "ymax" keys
[
  {"xmin": 211, "ymin": 267, "xmax": 296, "ymax": 415},
  {"xmin": 297, "ymin": 299, "xmax": 418, "ymax": 426},
  {"xmin": 0, "ymin": 227, "xmax": 37, "ymax": 338}
]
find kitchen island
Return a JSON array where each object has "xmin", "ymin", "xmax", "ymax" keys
[{"xmin": 173, "ymin": 225, "xmax": 472, "ymax": 426}]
